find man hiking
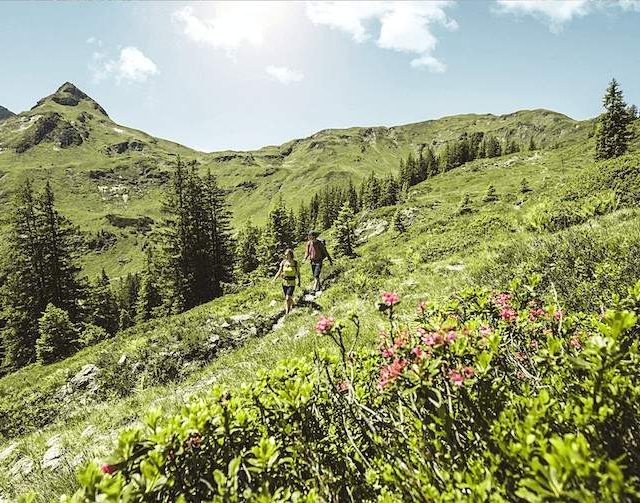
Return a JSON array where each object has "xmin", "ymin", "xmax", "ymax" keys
[{"xmin": 304, "ymin": 230, "xmax": 333, "ymax": 293}]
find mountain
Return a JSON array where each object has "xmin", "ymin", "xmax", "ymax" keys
[
  {"xmin": 0, "ymin": 82, "xmax": 594, "ymax": 277},
  {"xmin": 0, "ymin": 105, "xmax": 14, "ymax": 122}
]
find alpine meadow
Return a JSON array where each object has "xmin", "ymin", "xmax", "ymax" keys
[{"xmin": 1, "ymin": 1, "xmax": 640, "ymax": 502}]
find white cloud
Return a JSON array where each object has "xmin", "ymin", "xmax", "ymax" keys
[
  {"xmin": 90, "ymin": 46, "xmax": 159, "ymax": 84},
  {"xmin": 495, "ymin": 1, "xmax": 640, "ymax": 32},
  {"xmin": 305, "ymin": 1, "xmax": 457, "ymax": 72},
  {"xmin": 172, "ymin": 3, "xmax": 275, "ymax": 55},
  {"xmin": 266, "ymin": 65, "xmax": 304, "ymax": 84}
]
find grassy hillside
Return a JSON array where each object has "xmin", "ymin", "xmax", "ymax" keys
[
  {"xmin": 2, "ymin": 119, "xmax": 639, "ymax": 500},
  {"xmin": 0, "ymin": 82, "xmax": 593, "ymax": 277}
]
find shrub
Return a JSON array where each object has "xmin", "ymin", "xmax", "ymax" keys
[
  {"xmin": 35, "ymin": 304, "xmax": 77, "ymax": 364},
  {"xmin": 78, "ymin": 324, "xmax": 109, "ymax": 348},
  {"xmin": 61, "ymin": 283, "xmax": 640, "ymax": 501}
]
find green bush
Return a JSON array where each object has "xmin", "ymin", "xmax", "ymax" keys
[
  {"xmin": 61, "ymin": 282, "xmax": 640, "ymax": 501},
  {"xmin": 78, "ymin": 324, "xmax": 109, "ymax": 348},
  {"xmin": 35, "ymin": 304, "xmax": 78, "ymax": 364}
]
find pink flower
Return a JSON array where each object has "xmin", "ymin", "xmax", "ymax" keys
[
  {"xmin": 570, "ymin": 336, "xmax": 581, "ymax": 349},
  {"xmin": 500, "ymin": 308, "xmax": 517, "ymax": 322},
  {"xmin": 444, "ymin": 330, "xmax": 457, "ymax": 343},
  {"xmin": 315, "ymin": 316, "xmax": 335, "ymax": 334},
  {"xmin": 515, "ymin": 351, "xmax": 526, "ymax": 361},
  {"xmin": 529, "ymin": 308, "xmax": 545, "ymax": 321},
  {"xmin": 462, "ymin": 366, "xmax": 474, "ymax": 378},
  {"xmin": 448, "ymin": 369, "xmax": 464, "ymax": 387},
  {"xmin": 493, "ymin": 293, "xmax": 512, "ymax": 308},
  {"xmin": 381, "ymin": 291, "xmax": 400, "ymax": 306},
  {"xmin": 336, "ymin": 380, "xmax": 350, "ymax": 393},
  {"xmin": 422, "ymin": 333, "xmax": 436, "ymax": 346},
  {"xmin": 554, "ymin": 310, "xmax": 563, "ymax": 321},
  {"xmin": 377, "ymin": 358, "xmax": 407, "ymax": 390},
  {"xmin": 417, "ymin": 301, "xmax": 427, "ymax": 314},
  {"xmin": 530, "ymin": 339, "xmax": 539, "ymax": 350},
  {"xmin": 479, "ymin": 325, "xmax": 492, "ymax": 337},
  {"xmin": 381, "ymin": 345, "xmax": 395, "ymax": 358},
  {"xmin": 411, "ymin": 346, "xmax": 427, "ymax": 360},
  {"xmin": 101, "ymin": 463, "xmax": 116, "ymax": 475}
]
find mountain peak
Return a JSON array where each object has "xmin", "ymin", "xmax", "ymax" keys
[
  {"xmin": 0, "ymin": 105, "xmax": 15, "ymax": 122},
  {"xmin": 32, "ymin": 81, "xmax": 109, "ymax": 117}
]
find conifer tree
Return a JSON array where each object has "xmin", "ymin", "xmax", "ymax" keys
[
  {"xmin": 332, "ymin": 202, "xmax": 356, "ymax": 258},
  {"xmin": 519, "ymin": 178, "xmax": 532, "ymax": 194},
  {"xmin": 85, "ymin": 269, "xmax": 119, "ymax": 334},
  {"xmin": 482, "ymin": 184, "xmax": 498, "ymax": 202},
  {"xmin": 528, "ymin": 137, "xmax": 537, "ymax": 151},
  {"xmin": 1, "ymin": 179, "xmax": 82, "ymax": 369},
  {"xmin": 484, "ymin": 136, "xmax": 501, "ymax": 158},
  {"xmin": 347, "ymin": 180, "xmax": 359, "ymax": 211},
  {"xmin": 135, "ymin": 252, "xmax": 162, "ymax": 324},
  {"xmin": 595, "ymin": 78, "xmax": 633, "ymax": 160},
  {"xmin": 391, "ymin": 209, "xmax": 405, "ymax": 233},
  {"xmin": 457, "ymin": 193, "xmax": 473, "ymax": 214},
  {"xmin": 381, "ymin": 175, "xmax": 399, "ymax": 206},
  {"xmin": 235, "ymin": 221, "xmax": 261, "ymax": 275},
  {"xmin": 35, "ymin": 303, "xmax": 77, "ymax": 364},
  {"xmin": 116, "ymin": 273, "xmax": 139, "ymax": 329}
]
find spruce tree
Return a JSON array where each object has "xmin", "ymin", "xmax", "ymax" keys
[
  {"xmin": 482, "ymin": 184, "xmax": 498, "ymax": 202},
  {"xmin": 519, "ymin": 178, "xmax": 532, "ymax": 194},
  {"xmin": 1, "ymin": 179, "xmax": 82, "ymax": 369},
  {"xmin": 35, "ymin": 303, "xmax": 77, "ymax": 364},
  {"xmin": 235, "ymin": 221, "xmax": 261, "ymax": 275},
  {"xmin": 85, "ymin": 269, "xmax": 119, "ymax": 335},
  {"xmin": 347, "ymin": 180, "xmax": 359, "ymax": 211},
  {"xmin": 457, "ymin": 193, "xmax": 473, "ymax": 214},
  {"xmin": 332, "ymin": 202, "xmax": 356, "ymax": 258},
  {"xmin": 391, "ymin": 209, "xmax": 405, "ymax": 233},
  {"xmin": 595, "ymin": 79, "xmax": 633, "ymax": 160}
]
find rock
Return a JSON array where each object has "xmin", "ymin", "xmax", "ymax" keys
[
  {"xmin": 68, "ymin": 364, "xmax": 100, "ymax": 394},
  {"xmin": 81, "ymin": 425, "xmax": 97, "ymax": 438},
  {"xmin": 46, "ymin": 434, "xmax": 62, "ymax": 447},
  {"xmin": 445, "ymin": 264, "xmax": 465, "ymax": 271},
  {"xmin": 355, "ymin": 218, "xmax": 388, "ymax": 242},
  {"xmin": 10, "ymin": 457, "xmax": 34, "ymax": 479},
  {"xmin": 269, "ymin": 300, "xmax": 278, "ymax": 307},
  {"xmin": 230, "ymin": 313, "xmax": 253, "ymax": 324},
  {"xmin": 294, "ymin": 327, "xmax": 308, "ymax": 340},
  {"xmin": 0, "ymin": 443, "xmax": 18, "ymax": 463},
  {"xmin": 117, "ymin": 354, "xmax": 127, "ymax": 365},
  {"xmin": 42, "ymin": 445, "xmax": 65, "ymax": 470}
]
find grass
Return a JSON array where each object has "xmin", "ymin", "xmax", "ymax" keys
[{"xmin": 3, "ymin": 126, "xmax": 640, "ymax": 499}]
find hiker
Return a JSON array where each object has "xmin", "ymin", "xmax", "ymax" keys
[
  {"xmin": 304, "ymin": 230, "xmax": 333, "ymax": 293},
  {"xmin": 272, "ymin": 248, "xmax": 301, "ymax": 314}
]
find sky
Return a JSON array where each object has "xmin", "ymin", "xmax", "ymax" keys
[{"xmin": 1, "ymin": 0, "xmax": 639, "ymax": 152}]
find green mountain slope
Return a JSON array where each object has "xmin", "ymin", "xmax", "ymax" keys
[
  {"xmin": 0, "ymin": 83, "xmax": 594, "ymax": 277},
  {"xmin": 0, "ymin": 106, "xmax": 14, "ymax": 122},
  {"xmin": 1, "ymin": 119, "xmax": 638, "ymax": 499}
]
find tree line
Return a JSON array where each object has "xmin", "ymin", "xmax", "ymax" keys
[{"xmin": 2, "ymin": 78, "xmax": 634, "ymax": 372}]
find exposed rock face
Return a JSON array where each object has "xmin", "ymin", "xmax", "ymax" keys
[
  {"xmin": 13, "ymin": 112, "xmax": 84, "ymax": 153},
  {"xmin": 56, "ymin": 364, "xmax": 101, "ymax": 401},
  {"xmin": 32, "ymin": 82, "xmax": 108, "ymax": 117},
  {"xmin": 103, "ymin": 140, "xmax": 146, "ymax": 155},
  {"xmin": 41, "ymin": 444, "xmax": 65, "ymax": 470},
  {"xmin": 355, "ymin": 218, "xmax": 389, "ymax": 242}
]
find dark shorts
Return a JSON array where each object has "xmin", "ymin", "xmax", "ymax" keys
[
  {"xmin": 311, "ymin": 261, "xmax": 323, "ymax": 279},
  {"xmin": 282, "ymin": 285, "xmax": 295, "ymax": 297}
]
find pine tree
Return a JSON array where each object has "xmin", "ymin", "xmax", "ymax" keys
[
  {"xmin": 116, "ymin": 272, "xmax": 140, "ymax": 328},
  {"xmin": 482, "ymin": 184, "xmax": 498, "ymax": 202},
  {"xmin": 381, "ymin": 175, "xmax": 399, "ymax": 206},
  {"xmin": 484, "ymin": 136, "xmax": 501, "ymax": 158},
  {"xmin": 257, "ymin": 225, "xmax": 280, "ymax": 275},
  {"xmin": 595, "ymin": 79, "xmax": 634, "ymax": 160},
  {"xmin": 347, "ymin": 179, "xmax": 359, "ymax": 211},
  {"xmin": 528, "ymin": 137, "xmax": 537, "ymax": 151},
  {"xmin": 629, "ymin": 104, "xmax": 639, "ymax": 120},
  {"xmin": 85, "ymin": 269, "xmax": 119, "ymax": 335},
  {"xmin": 457, "ymin": 193, "xmax": 473, "ymax": 215},
  {"xmin": 332, "ymin": 202, "xmax": 356, "ymax": 258},
  {"xmin": 519, "ymin": 178, "xmax": 532, "ymax": 194},
  {"xmin": 235, "ymin": 221, "xmax": 261, "ymax": 275},
  {"xmin": 391, "ymin": 209, "xmax": 405, "ymax": 233},
  {"xmin": 1, "ymin": 180, "xmax": 83, "ymax": 369},
  {"xmin": 135, "ymin": 270, "xmax": 162, "ymax": 324},
  {"xmin": 35, "ymin": 303, "xmax": 77, "ymax": 364}
]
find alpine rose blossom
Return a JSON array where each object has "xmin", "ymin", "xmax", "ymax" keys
[
  {"xmin": 411, "ymin": 346, "xmax": 427, "ymax": 360},
  {"xmin": 417, "ymin": 301, "xmax": 427, "ymax": 314},
  {"xmin": 444, "ymin": 330, "xmax": 457, "ymax": 343},
  {"xmin": 570, "ymin": 336, "xmax": 581, "ymax": 349},
  {"xmin": 336, "ymin": 380, "xmax": 350, "ymax": 393},
  {"xmin": 462, "ymin": 366, "xmax": 475, "ymax": 378},
  {"xmin": 479, "ymin": 325, "xmax": 492, "ymax": 337},
  {"xmin": 381, "ymin": 291, "xmax": 400, "ymax": 306},
  {"xmin": 448, "ymin": 369, "xmax": 464, "ymax": 387},
  {"xmin": 500, "ymin": 308, "xmax": 517, "ymax": 322},
  {"xmin": 101, "ymin": 464, "xmax": 116, "ymax": 475},
  {"xmin": 315, "ymin": 316, "xmax": 335, "ymax": 334},
  {"xmin": 554, "ymin": 310, "xmax": 563, "ymax": 321}
]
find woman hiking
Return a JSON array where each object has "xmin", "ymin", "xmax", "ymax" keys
[
  {"xmin": 304, "ymin": 230, "xmax": 333, "ymax": 293},
  {"xmin": 272, "ymin": 248, "xmax": 302, "ymax": 314}
]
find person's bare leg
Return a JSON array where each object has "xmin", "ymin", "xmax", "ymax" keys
[
  {"xmin": 287, "ymin": 296, "xmax": 293, "ymax": 313},
  {"xmin": 284, "ymin": 297, "xmax": 289, "ymax": 314}
]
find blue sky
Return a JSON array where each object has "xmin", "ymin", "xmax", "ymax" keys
[{"xmin": 1, "ymin": 1, "xmax": 639, "ymax": 151}]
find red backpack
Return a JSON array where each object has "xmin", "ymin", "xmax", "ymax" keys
[{"xmin": 309, "ymin": 239, "xmax": 327, "ymax": 261}]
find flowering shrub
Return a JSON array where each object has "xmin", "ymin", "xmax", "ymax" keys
[{"xmin": 61, "ymin": 281, "xmax": 640, "ymax": 502}]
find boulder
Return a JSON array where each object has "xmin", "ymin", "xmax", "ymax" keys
[
  {"xmin": 69, "ymin": 364, "xmax": 100, "ymax": 393},
  {"xmin": 355, "ymin": 218, "xmax": 388, "ymax": 242},
  {"xmin": 0, "ymin": 443, "xmax": 18, "ymax": 463},
  {"xmin": 10, "ymin": 457, "xmax": 33, "ymax": 480},
  {"xmin": 42, "ymin": 444, "xmax": 65, "ymax": 470}
]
